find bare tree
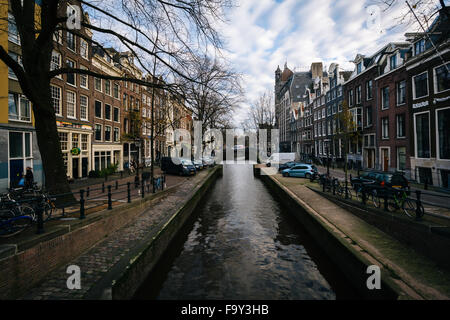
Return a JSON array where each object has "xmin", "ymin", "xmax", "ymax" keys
[
  {"xmin": 372, "ymin": 0, "xmax": 449, "ymax": 31},
  {"xmin": 0, "ymin": 0, "xmax": 234, "ymax": 198},
  {"xmin": 178, "ymin": 54, "xmax": 243, "ymax": 143},
  {"xmin": 242, "ymin": 91, "xmax": 275, "ymax": 130}
]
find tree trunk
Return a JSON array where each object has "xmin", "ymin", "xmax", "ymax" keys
[{"xmin": 31, "ymin": 86, "xmax": 75, "ymax": 204}]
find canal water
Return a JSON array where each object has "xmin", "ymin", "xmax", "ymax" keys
[{"xmin": 134, "ymin": 164, "xmax": 356, "ymax": 300}]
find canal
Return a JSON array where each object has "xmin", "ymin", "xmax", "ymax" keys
[{"xmin": 133, "ymin": 164, "xmax": 357, "ymax": 300}]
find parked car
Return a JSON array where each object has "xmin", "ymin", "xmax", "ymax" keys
[
  {"xmin": 161, "ymin": 157, "xmax": 196, "ymax": 176},
  {"xmin": 265, "ymin": 153, "xmax": 296, "ymax": 167},
  {"xmin": 203, "ymin": 157, "xmax": 216, "ymax": 167},
  {"xmin": 193, "ymin": 160, "xmax": 204, "ymax": 170},
  {"xmin": 278, "ymin": 161, "xmax": 301, "ymax": 171},
  {"xmin": 351, "ymin": 171, "xmax": 409, "ymax": 189},
  {"xmin": 281, "ymin": 164, "xmax": 318, "ymax": 178}
]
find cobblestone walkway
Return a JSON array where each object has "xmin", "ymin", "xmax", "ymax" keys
[{"xmin": 21, "ymin": 169, "xmax": 212, "ymax": 300}]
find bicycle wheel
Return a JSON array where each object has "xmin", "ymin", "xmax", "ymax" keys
[
  {"xmin": 371, "ymin": 191, "xmax": 381, "ymax": 208},
  {"xmin": 42, "ymin": 201, "xmax": 54, "ymax": 221},
  {"xmin": 387, "ymin": 197, "xmax": 398, "ymax": 212},
  {"xmin": 402, "ymin": 199, "xmax": 419, "ymax": 218},
  {"xmin": 19, "ymin": 204, "xmax": 36, "ymax": 221},
  {"xmin": 0, "ymin": 216, "xmax": 33, "ymax": 237}
]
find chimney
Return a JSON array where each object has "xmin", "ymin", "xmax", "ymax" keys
[{"xmin": 310, "ymin": 62, "xmax": 323, "ymax": 79}]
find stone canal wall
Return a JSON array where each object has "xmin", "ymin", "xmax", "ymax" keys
[
  {"xmin": 111, "ymin": 166, "xmax": 222, "ymax": 300},
  {"xmin": 0, "ymin": 187, "xmax": 177, "ymax": 299}
]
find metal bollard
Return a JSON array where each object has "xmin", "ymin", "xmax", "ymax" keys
[
  {"xmin": 322, "ymin": 178, "xmax": 326, "ymax": 192},
  {"xmin": 36, "ymin": 196, "xmax": 45, "ymax": 234},
  {"xmin": 162, "ymin": 175, "xmax": 165, "ymax": 191},
  {"xmin": 80, "ymin": 189, "xmax": 85, "ymax": 219},
  {"xmin": 332, "ymin": 179, "xmax": 336, "ymax": 195},
  {"xmin": 134, "ymin": 176, "xmax": 139, "ymax": 189},
  {"xmin": 102, "ymin": 182, "xmax": 105, "ymax": 193},
  {"xmin": 361, "ymin": 186, "xmax": 366, "ymax": 205},
  {"xmin": 86, "ymin": 187, "xmax": 90, "ymax": 198},
  {"xmin": 141, "ymin": 181, "xmax": 145, "ymax": 198},
  {"xmin": 115, "ymin": 180, "xmax": 118, "ymax": 190},
  {"xmin": 107, "ymin": 185, "xmax": 112, "ymax": 210},
  {"xmin": 127, "ymin": 182, "xmax": 131, "ymax": 203},
  {"xmin": 415, "ymin": 190, "xmax": 423, "ymax": 221},
  {"xmin": 153, "ymin": 178, "xmax": 156, "ymax": 193}
]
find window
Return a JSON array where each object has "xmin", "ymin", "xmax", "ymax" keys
[
  {"xmin": 81, "ymin": 134, "xmax": 88, "ymax": 151},
  {"xmin": 381, "ymin": 87, "xmax": 389, "ymax": 110},
  {"xmin": 8, "ymin": 13, "xmax": 20, "ymax": 44},
  {"xmin": 9, "ymin": 132, "xmax": 33, "ymax": 185},
  {"xmin": 350, "ymin": 108, "xmax": 362, "ymax": 129},
  {"xmin": 95, "ymin": 124, "xmax": 102, "ymax": 141},
  {"xmin": 434, "ymin": 63, "xmax": 450, "ymax": 93},
  {"xmin": 123, "ymin": 93, "xmax": 128, "ymax": 110},
  {"xmin": 396, "ymin": 80, "xmax": 406, "ymax": 105},
  {"xmin": 397, "ymin": 147, "xmax": 406, "ymax": 171},
  {"xmin": 113, "ymin": 83, "xmax": 119, "ymax": 99},
  {"xmin": 366, "ymin": 80, "xmax": 373, "ymax": 100},
  {"xmin": 105, "ymin": 104, "xmax": 111, "ymax": 120},
  {"xmin": 382, "ymin": 117, "xmax": 389, "ymax": 139},
  {"xmin": 66, "ymin": 59, "xmax": 76, "ymax": 86},
  {"xmin": 95, "ymin": 100, "xmax": 102, "ymax": 118},
  {"xmin": 349, "ymin": 90, "xmax": 354, "ymax": 106},
  {"xmin": 53, "ymin": 29, "xmax": 63, "ymax": 44},
  {"xmin": 437, "ymin": 108, "xmax": 450, "ymax": 159},
  {"xmin": 59, "ymin": 132, "xmax": 68, "ymax": 151},
  {"xmin": 412, "ymin": 72, "xmax": 428, "ymax": 99},
  {"xmin": 356, "ymin": 85, "xmax": 361, "ymax": 104},
  {"xmin": 357, "ymin": 62, "xmax": 362, "ymax": 74},
  {"xmin": 415, "ymin": 113, "xmax": 430, "ymax": 158},
  {"xmin": 66, "ymin": 91, "xmax": 76, "ymax": 118},
  {"xmin": 72, "ymin": 133, "xmax": 79, "ymax": 149},
  {"xmin": 113, "ymin": 107, "xmax": 120, "ymax": 122},
  {"xmin": 67, "ymin": 31, "xmax": 76, "ymax": 51},
  {"xmin": 390, "ymin": 55, "xmax": 397, "ymax": 70},
  {"xmin": 105, "ymin": 80, "xmax": 111, "ymax": 96},
  {"xmin": 104, "ymin": 126, "xmax": 111, "ymax": 141},
  {"xmin": 8, "ymin": 52, "xmax": 22, "ymax": 80},
  {"xmin": 396, "ymin": 114, "xmax": 406, "ymax": 138},
  {"xmin": 8, "ymin": 93, "xmax": 31, "ymax": 122},
  {"xmin": 95, "ymin": 78, "xmax": 102, "ymax": 92},
  {"xmin": 80, "ymin": 66, "xmax": 88, "ymax": 89},
  {"xmin": 50, "ymin": 51, "xmax": 61, "ymax": 74},
  {"xmin": 414, "ymin": 39, "xmax": 425, "ymax": 56},
  {"xmin": 366, "ymin": 106, "xmax": 372, "ymax": 127},
  {"xmin": 338, "ymin": 86, "xmax": 342, "ymax": 97},
  {"xmin": 80, "ymin": 39, "xmax": 88, "ymax": 59},
  {"xmin": 114, "ymin": 128, "xmax": 120, "ymax": 142},
  {"xmin": 51, "ymin": 85, "xmax": 62, "ymax": 115},
  {"xmin": 80, "ymin": 95, "xmax": 88, "ymax": 121}
]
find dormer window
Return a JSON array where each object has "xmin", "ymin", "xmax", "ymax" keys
[
  {"xmin": 390, "ymin": 55, "xmax": 397, "ymax": 70},
  {"xmin": 357, "ymin": 62, "xmax": 362, "ymax": 74},
  {"xmin": 414, "ymin": 39, "xmax": 425, "ymax": 56}
]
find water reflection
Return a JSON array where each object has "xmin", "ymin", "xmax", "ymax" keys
[{"xmin": 135, "ymin": 164, "xmax": 340, "ymax": 300}]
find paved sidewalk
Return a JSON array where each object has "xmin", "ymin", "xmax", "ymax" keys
[
  {"xmin": 21, "ymin": 168, "xmax": 213, "ymax": 300},
  {"xmin": 265, "ymin": 167, "xmax": 450, "ymax": 299}
]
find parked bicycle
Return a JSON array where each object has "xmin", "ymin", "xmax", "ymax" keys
[
  {"xmin": 385, "ymin": 186, "xmax": 424, "ymax": 219},
  {"xmin": 352, "ymin": 181, "xmax": 380, "ymax": 208},
  {"xmin": 0, "ymin": 195, "xmax": 35, "ymax": 237}
]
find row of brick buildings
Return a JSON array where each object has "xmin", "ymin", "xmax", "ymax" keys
[
  {"xmin": 0, "ymin": 0, "xmax": 193, "ymax": 191},
  {"xmin": 275, "ymin": 8, "xmax": 449, "ymax": 188}
]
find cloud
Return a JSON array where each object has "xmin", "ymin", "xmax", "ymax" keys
[{"xmin": 218, "ymin": 0, "xmax": 419, "ymax": 126}]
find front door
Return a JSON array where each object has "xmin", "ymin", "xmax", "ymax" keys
[
  {"xmin": 81, "ymin": 158, "xmax": 88, "ymax": 178},
  {"xmin": 9, "ymin": 159, "xmax": 24, "ymax": 187},
  {"xmin": 382, "ymin": 149, "xmax": 389, "ymax": 172},
  {"xmin": 72, "ymin": 158, "xmax": 79, "ymax": 179}
]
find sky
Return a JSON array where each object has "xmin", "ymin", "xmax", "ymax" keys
[{"xmin": 216, "ymin": 0, "xmax": 439, "ymax": 126}]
